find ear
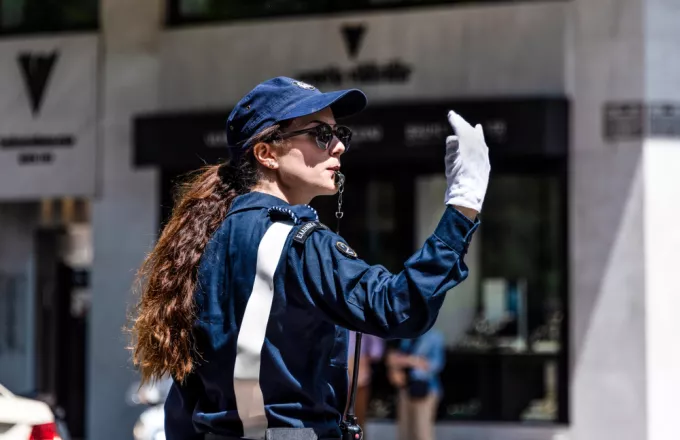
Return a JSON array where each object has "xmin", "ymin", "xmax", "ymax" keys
[{"xmin": 252, "ymin": 142, "xmax": 279, "ymax": 170}]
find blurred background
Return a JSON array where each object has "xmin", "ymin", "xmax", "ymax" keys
[{"xmin": 0, "ymin": 0, "xmax": 678, "ymax": 440}]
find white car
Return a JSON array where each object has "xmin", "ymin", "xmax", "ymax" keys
[
  {"xmin": 127, "ymin": 377, "xmax": 170, "ymax": 440},
  {"xmin": 0, "ymin": 383, "xmax": 60, "ymax": 440},
  {"xmin": 133, "ymin": 405, "xmax": 165, "ymax": 440}
]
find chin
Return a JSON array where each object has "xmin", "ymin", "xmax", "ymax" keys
[
  {"xmin": 301, "ymin": 173, "xmax": 340, "ymax": 200},
  {"xmin": 312, "ymin": 181, "xmax": 338, "ymax": 197},
  {"xmin": 318, "ymin": 185, "xmax": 338, "ymax": 197}
]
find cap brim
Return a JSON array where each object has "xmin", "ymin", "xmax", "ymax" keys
[{"xmin": 278, "ymin": 89, "xmax": 367, "ymax": 122}]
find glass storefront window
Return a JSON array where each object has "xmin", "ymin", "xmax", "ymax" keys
[
  {"xmin": 438, "ymin": 171, "xmax": 567, "ymax": 423},
  {"xmin": 168, "ymin": 0, "xmax": 547, "ymax": 24},
  {"xmin": 0, "ymin": 0, "xmax": 98, "ymax": 35},
  {"xmin": 310, "ymin": 164, "xmax": 568, "ymax": 424}
]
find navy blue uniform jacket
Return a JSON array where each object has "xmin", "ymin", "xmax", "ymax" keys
[{"xmin": 165, "ymin": 191, "xmax": 479, "ymax": 440}]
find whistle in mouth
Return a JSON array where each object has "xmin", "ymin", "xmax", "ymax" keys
[{"xmin": 334, "ymin": 171, "xmax": 345, "ymax": 187}]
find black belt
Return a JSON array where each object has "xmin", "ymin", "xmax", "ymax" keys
[{"xmin": 205, "ymin": 428, "xmax": 337, "ymax": 440}]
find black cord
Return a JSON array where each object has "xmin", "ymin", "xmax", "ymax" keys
[
  {"xmin": 345, "ymin": 333, "xmax": 363, "ymax": 418},
  {"xmin": 335, "ymin": 171, "xmax": 364, "ymax": 440}
]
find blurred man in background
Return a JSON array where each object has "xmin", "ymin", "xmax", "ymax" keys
[{"xmin": 387, "ymin": 329, "xmax": 445, "ymax": 440}]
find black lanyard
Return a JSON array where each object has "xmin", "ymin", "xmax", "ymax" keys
[{"xmin": 335, "ymin": 172, "xmax": 363, "ymax": 440}]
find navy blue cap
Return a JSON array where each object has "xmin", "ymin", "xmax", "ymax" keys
[{"xmin": 226, "ymin": 76, "xmax": 367, "ymax": 148}]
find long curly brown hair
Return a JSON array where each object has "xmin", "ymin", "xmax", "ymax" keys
[{"xmin": 128, "ymin": 125, "xmax": 284, "ymax": 385}]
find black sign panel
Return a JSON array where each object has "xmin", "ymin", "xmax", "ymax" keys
[
  {"xmin": 134, "ymin": 112, "xmax": 231, "ymax": 169},
  {"xmin": 134, "ymin": 98, "xmax": 568, "ymax": 170},
  {"xmin": 648, "ymin": 103, "xmax": 680, "ymax": 138},
  {"xmin": 604, "ymin": 102, "xmax": 645, "ymax": 142},
  {"xmin": 604, "ymin": 101, "xmax": 680, "ymax": 142}
]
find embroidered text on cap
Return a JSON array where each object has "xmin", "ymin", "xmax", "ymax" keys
[{"xmin": 293, "ymin": 81, "xmax": 316, "ymax": 91}]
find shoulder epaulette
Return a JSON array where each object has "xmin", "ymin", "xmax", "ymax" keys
[{"xmin": 293, "ymin": 221, "xmax": 330, "ymax": 245}]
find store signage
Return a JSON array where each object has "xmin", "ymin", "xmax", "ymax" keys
[
  {"xmin": 603, "ymin": 102, "xmax": 644, "ymax": 142},
  {"xmin": 341, "ymin": 24, "xmax": 366, "ymax": 59},
  {"xmin": 134, "ymin": 98, "xmax": 568, "ymax": 170},
  {"xmin": 0, "ymin": 36, "xmax": 98, "ymax": 199},
  {"xmin": 160, "ymin": 4, "xmax": 564, "ymax": 106},
  {"xmin": 648, "ymin": 103, "xmax": 680, "ymax": 138},
  {"xmin": 296, "ymin": 23, "xmax": 413, "ymax": 86},
  {"xmin": 604, "ymin": 101, "xmax": 680, "ymax": 142}
]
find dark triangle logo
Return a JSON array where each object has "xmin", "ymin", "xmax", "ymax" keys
[
  {"xmin": 341, "ymin": 24, "xmax": 366, "ymax": 60},
  {"xmin": 18, "ymin": 52, "xmax": 59, "ymax": 116}
]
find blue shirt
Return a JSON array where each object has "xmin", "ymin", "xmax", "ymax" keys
[
  {"xmin": 164, "ymin": 191, "xmax": 478, "ymax": 440},
  {"xmin": 398, "ymin": 329, "xmax": 446, "ymax": 397}
]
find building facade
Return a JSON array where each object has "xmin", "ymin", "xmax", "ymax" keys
[{"xmin": 0, "ymin": 1, "xmax": 678, "ymax": 440}]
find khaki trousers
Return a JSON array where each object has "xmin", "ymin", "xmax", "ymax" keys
[{"xmin": 396, "ymin": 389, "xmax": 439, "ymax": 440}]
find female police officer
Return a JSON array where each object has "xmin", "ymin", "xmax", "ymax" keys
[{"xmin": 129, "ymin": 77, "xmax": 490, "ymax": 440}]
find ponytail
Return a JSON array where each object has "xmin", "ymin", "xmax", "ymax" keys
[{"xmin": 128, "ymin": 125, "xmax": 283, "ymax": 384}]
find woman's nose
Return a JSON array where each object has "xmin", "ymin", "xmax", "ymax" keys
[{"xmin": 329, "ymin": 137, "xmax": 346, "ymax": 156}]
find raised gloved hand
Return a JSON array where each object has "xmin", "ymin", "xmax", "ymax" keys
[{"xmin": 444, "ymin": 110, "xmax": 491, "ymax": 214}]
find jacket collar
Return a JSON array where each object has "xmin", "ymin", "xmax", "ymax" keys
[
  {"xmin": 229, "ymin": 191, "xmax": 290, "ymax": 214},
  {"xmin": 228, "ymin": 191, "xmax": 320, "ymax": 225}
]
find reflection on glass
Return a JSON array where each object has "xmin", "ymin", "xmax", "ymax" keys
[
  {"xmin": 446, "ymin": 398, "xmax": 481, "ymax": 417},
  {"xmin": 1, "ymin": 0, "xmax": 98, "ymax": 32},
  {"xmin": 521, "ymin": 360, "xmax": 558, "ymax": 421},
  {"xmin": 418, "ymin": 172, "xmax": 566, "ymax": 423},
  {"xmin": 415, "ymin": 175, "xmax": 479, "ymax": 348},
  {"xmin": 179, "ymin": 0, "xmax": 211, "ymax": 16},
  {"xmin": 0, "ymin": 272, "xmax": 27, "ymax": 353},
  {"xmin": 311, "ymin": 170, "xmax": 566, "ymax": 423},
  {"xmin": 1, "ymin": 0, "xmax": 25, "ymax": 28},
  {"xmin": 362, "ymin": 180, "xmax": 400, "ymax": 270},
  {"xmin": 447, "ymin": 174, "xmax": 565, "ymax": 354},
  {"xmin": 414, "ymin": 174, "xmax": 564, "ymax": 356}
]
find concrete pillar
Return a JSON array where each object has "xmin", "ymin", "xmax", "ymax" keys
[
  {"xmin": 570, "ymin": 1, "xmax": 680, "ymax": 439},
  {"xmin": 643, "ymin": 2, "xmax": 680, "ymax": 439},
  {"xmin": 87, "ymin": 1, "xmax": 163, "ymax": 440}
]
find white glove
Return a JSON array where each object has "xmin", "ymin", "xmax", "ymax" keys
[{"xmin": 444, "ymin": 110, "xmax": 491, "ymax": 212}]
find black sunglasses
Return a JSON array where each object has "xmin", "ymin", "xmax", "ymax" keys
[{"xmin": 278, "ymin": 122, "xmax": 353, "ymax": 151}]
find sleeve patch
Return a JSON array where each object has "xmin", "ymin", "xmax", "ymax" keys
[{"xmin": 335, "ymin": 241, "xmax": 358, "ymax": 258}]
